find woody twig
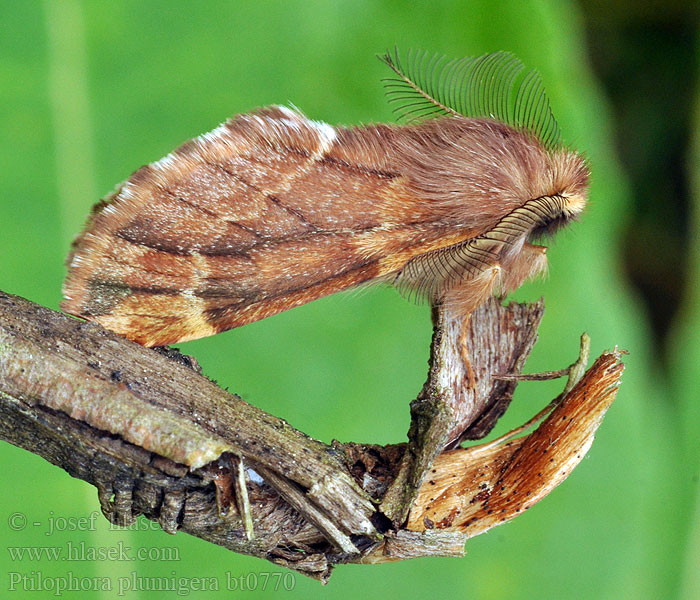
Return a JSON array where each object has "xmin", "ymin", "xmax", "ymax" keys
[
  {"xmin": 0, "ymin": 290, "xmax": 624, "ymax": 581},
  {"xmin": 0, "ymin": 291, "xmax": 378, "ymax": 560}
]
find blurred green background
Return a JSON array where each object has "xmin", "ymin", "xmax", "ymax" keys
[{"xmin": 1, "ymin": 1, "xmax": 698, "ymax": 598}]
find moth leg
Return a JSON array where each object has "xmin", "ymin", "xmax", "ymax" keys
[
  {"xmin": 458, "ymin": 315, "xmax": 476, "ymax": 388},
  {"xmin": 443, "ymin": 264, "xmax": 503, "ymax": 388}
]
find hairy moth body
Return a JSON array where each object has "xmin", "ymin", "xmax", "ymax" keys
[{"xmin": 62, "ymin": 52, "xmax": 589, "ymax": 346}]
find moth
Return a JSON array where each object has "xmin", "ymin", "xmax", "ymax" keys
[{"xmin": 62, "ymin": 50, "xmax": 589, "ymax": 347}]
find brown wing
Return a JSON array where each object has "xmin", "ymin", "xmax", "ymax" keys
[
  {"xmin": 62, "ymin": 106, "xmax": 481, "ymax": 346},
  {"xmin": 63, "ymin": 107, "xmax": 587, "ymax": 346}
]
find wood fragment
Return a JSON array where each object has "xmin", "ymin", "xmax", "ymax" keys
[{"xmin": 405, "ymin": 351, "xmax": 624, "ymax": 535}]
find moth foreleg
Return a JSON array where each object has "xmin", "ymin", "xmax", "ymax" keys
[
  {"xmin": 457, "ymin": 314, "xmax": 476, "ymax": 388},
  {"xmin": 442, "ymin": 264, "xmax": 503, "ymax": 388}
]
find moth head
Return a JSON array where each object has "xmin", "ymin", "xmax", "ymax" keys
[
  {"xmin": 489, "ymin": 146, "xmax": 589, "ymax": 298},
  {"xmin": 529, "ymin": 148, "xmax": 589, "ymax": 241}
]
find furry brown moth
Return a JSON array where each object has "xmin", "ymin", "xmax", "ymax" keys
[{"xmin": 62, "ymin": 49, "xmax": 589, "ymax": 347}]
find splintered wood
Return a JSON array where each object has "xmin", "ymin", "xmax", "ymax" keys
[{"xmin": 406, "ymin": 351, "xmax": 624, "ymax": 536}]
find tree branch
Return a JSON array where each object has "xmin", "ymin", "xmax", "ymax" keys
[{"xmin": 0, "ymin": 290, "xmax": 624, "ymax": 581}]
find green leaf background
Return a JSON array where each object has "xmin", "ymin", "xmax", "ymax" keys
[{"xmin": 0, "ymin": 1, "xmax": 696, "ymax": 598}]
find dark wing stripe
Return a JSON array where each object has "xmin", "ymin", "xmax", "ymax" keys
[
  {"xmin": 207, "ymin": 160, "xmax": 318, "ymax": 228},
  {"xmin": 115, "ymin": 228, "xmax": 191, "ymax": 256},
  {"xmin": 266, "ymin": 194, "xmax": 317, "ymax": 227},
  {"xmin": 165, "ymin": 190, "xmax": 262, "ymax": 238},
  {"xmin": 202, "ymin": 258, "xmax": 379, "ymax": 322},
  {"xmin": 115, "ymin": 227, "xmax": 254, "ymax": 258}
]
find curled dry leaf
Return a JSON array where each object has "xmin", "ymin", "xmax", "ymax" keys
[{"xmin": 404, "ymin": 351, "xmax": 624, "ymax": 536}]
